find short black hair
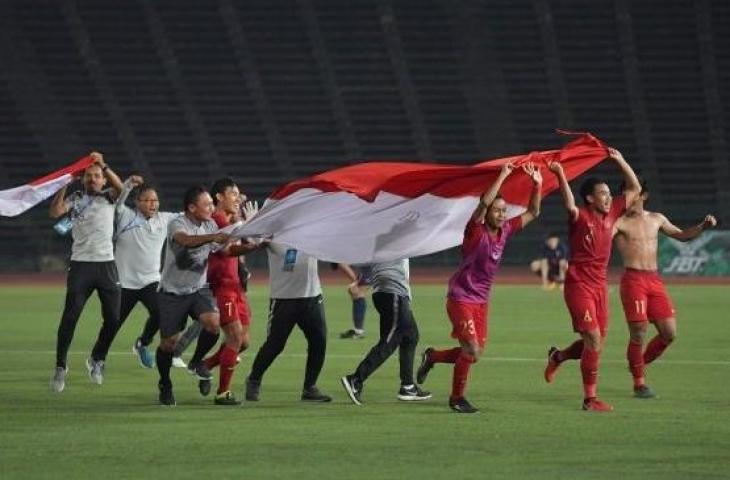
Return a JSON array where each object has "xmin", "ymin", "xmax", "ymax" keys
[
  {"xmin": 134, "ymin": 183, "xmax": 157, "ymax": 198},
  {"xmin": 210, "ymin": 177, "xmax": 237, "ymax": 205},
  {"xmin": 578, "ymin": 177, "xmax": 607, "ymax": 205},
  {"xmin": 183, "ymin": 186, "xmax": 208, "ymax": 211}
]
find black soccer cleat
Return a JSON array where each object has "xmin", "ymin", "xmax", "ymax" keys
[
  {"xmin": 449, "ymin": 397, "xmax": 479, "ymax": 414},
  {"xmin": 340, "ymin": 375, "xmax": 363, "ymax": 406},
  {"xmin": 245, "ymin": 376, "xmax": 260, "ymax": 402},
  {"xmin": 158, "ymin": 382, "xmax": 176, "ymax": 406},
  {"xmin": 301, "ymin": 386, "xmax": 332, "ymax": 402}
]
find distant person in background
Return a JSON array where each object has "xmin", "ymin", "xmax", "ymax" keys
[
  {"xmin": 530, "ymin": 233, "xmax": 568, "ymax": 290},
  {"xmin": 49, "ymin": 153, "xmax": 124, "ymax": 393},
  {"xmin": 333, "ymin": 263, "xmax": 372, "ymax": 339},
  {"xmin": 613, "ymin": 179, "xmax": 716, "ymax": 398}
]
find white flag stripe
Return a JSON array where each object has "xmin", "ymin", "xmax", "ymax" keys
[
  {"xmin": 0, "ymin": 173, "xmax": 74, "ymax": 217},
  {"xmin": 233, "ymin": 188, "xmax": 525, "ymax": 263}
]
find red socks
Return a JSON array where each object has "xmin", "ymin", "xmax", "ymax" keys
[
  {"xmin": 204, "ymin": 345, "xmax": 224, "ymax": 370},
  {"xmin": 218, "ymin": 346, "xmax": 239, "ymax": 395},
  {"xmin": 644, "ymin": 335, "xmax": 670, "ymax": 365},
  {"xmin": 430, "ymin": 347, "xmax": 461, "ymax": 364},
  {"xmin": 581, "ymin": 347, "xmax": 600, "ymax": 399},
  {"xmin": 627, "ymin": 340, "xmax": 645, "ymax": 388},
  {"xmin": 451, "ymin": 351, "xmax": 476, "ymax": 400}
]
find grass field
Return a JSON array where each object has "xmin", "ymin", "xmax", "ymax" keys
[{"xmin": 0, "ymin": 283, "xmax": 728, "ymax": 480}]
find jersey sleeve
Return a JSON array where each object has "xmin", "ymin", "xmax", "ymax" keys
[{"xmin": 462, "ymin": 217, "xmax": 482, "ymax": 253}]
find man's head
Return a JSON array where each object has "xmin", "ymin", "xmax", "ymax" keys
[
  {"xmin": 135, "ymin": 184, "xmax": 159, "ymax": 219},
  {"xmin": 82, "ymin": 164, "xmax": 107, "ymax": 194},
  {"xmin": 484, "ymin": 195, "xmax": 508, "ymax": 229},
  {"xmin": 622, "ymin": 177, "xmax": 649, "ymax": 213},
  {"xmin": 545, "ymin": 233, "xmax": 560, "ymax": 250},
  {"xmin": 183, "ymin": 186, "xmax": 214, "ymax": 222},
  {"xmin": 579, "ymin": 177, "xmax": 612, "ymax": 214},
  {"xmin": 210, "ymin": 177, "xmax": 244, "ymax": 215}
]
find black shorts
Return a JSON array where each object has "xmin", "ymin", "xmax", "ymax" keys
[{"xmin": 158, "ymin": 287, "xmax": 217, "ymax": 338}]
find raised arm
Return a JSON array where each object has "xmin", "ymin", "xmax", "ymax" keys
[
  {"xmin": 607, "ymin": 148, "xmax": 641, "ymax": 206},
  {"xmin": 660, "ymin": 214, "xmax": 717, "ymax": 242},
  {"xmin": 519, "ymin": 162, "xmax": 542, "ymax": 227},
  {"xmin": 548, "ymin": 161, "xmax": 579, "ymax": 221},
  {"xmin": 91, "ymin": 152, "xmax": 124, "ymax": 199},
  {"xmin": 474, "ymin": 162, "xmax": 514, "ymax": 220},
  {"xmin": 49, "ymin": 185, "xmax": 70, "ymax": 218}
]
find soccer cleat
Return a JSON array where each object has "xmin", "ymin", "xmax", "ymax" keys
[
  {"xmin": 582, "ymin": 397, "xmax": 614, "ymax": 412},
  {"xmin": 449, "ymin": 397, "xmax": 479, "ymax": 414},
  {"xmin": 171, "ymin": 356, "xmax": 187, "ymax": 369},
  {"xmin": 214, "ymin": 391, "xmax": 242, "ymax": 406},
  {"xmin": 187, "ymin": 361, "xmax": 212, "ymax": 381},
  {"xmin": 50, "ymin": 366, "xmax": 68, "ymax": 393},
  {"xmin": 301, "ymin": 386, "xmax": 332, "ymax": 402},
  {"xmin": 339, "ymin": 329, "xmax": 365, "ymax": 339},
  {"xmin": 340, "ymin": 375, "xmax": 363, "ymax": 406},
  {"xmin": 245, "ymin": 377, "xmax": 260, "ymax": 402},
  {"xmin": 416, "ymin": 348, "xmax": 435, "ymax": 385},
  {"xmin": 158, "ymin": 382, "xmax": 176, "ymax": 406},
  {"xmin": 198, "ymin": 379, "xmax": 212, "ymax": 397},
  {"xmin": 86, "ymin": 358, "xmax": 104, "ymax": 385},
  {"xmin": 544, "ymin": 346, "xmax": 561, "ymax": 383},
  {"xmin": 132, "ymin": 338, "xmax": 155, "ymax": 368},
  {"xmin": 633, "ymin": 385, "xmax": 657, "ymax": 399},
  {"xmin": 397, "ymin": 384, "xmax": 432, "ymax": 402}
]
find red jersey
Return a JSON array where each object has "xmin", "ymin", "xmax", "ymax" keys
[
  {"xmin": 566, "ymin": 195, "xmax": 626, "ymax": 285},
  {"xmin": 207, "ymin": 211, "xmax": 241, "ymax": 292}
]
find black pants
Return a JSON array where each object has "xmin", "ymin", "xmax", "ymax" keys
[
  {"xmin": 105, "ymin": 282, "xmax": 160, "ymax": 348},
  {"xmin": 249, "ymin": 295, "xmax": 327, "ymax": 390},
  {"xmin": 56, "ymin": 261, "xmax": 121, "ymax": 368},
  {"xmin": 353, "ymin": 292, "xmax": 419, "ymax": 386}
]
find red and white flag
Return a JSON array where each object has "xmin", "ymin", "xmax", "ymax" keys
[
  {"xmin": 0, "ymin": 155, "xmax": 95, "ymax": 217},
  {"xmin": 235, "ymin": 132, "xmax": 610, "ymax": 263}
]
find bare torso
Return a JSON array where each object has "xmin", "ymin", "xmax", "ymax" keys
[{"xmin": 614, "ymin": 210, "xmax": 665, "ymax": 270}]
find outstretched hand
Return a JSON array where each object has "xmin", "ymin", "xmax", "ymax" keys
[
  {"xmin": 548, "ymin": 161, "xmax": 564, "ymax": 175},
  {"xmin": 500, "ymin": 161, "xmax": 516, "ymax": 176},
  {"xmin": 241, "ymin": 200, "xmax": 259, "ymax": 222},
  {"xmin": 522, "ymin": 162, "xmax": 542, "ymax": 184},
  {"xmin": 702, "ymin": 214, "xmax": 717, "ymax": 230},
  {"xmin": 607, "ymin": 147, "xmax": 625, "ymax": 162}
]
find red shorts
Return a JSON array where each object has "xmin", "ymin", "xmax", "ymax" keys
[
  {"xmin": 215, "ymin": 289, "xmax": 251, "ymax": 327},
  {"xmin": 620, "ymin": 269, "xmax": 675, "ymax": 323},
  {"xmin": 564, "ymin": 280, "xmax": 608, "ymax": 336},
  {"xmin": 446, "ymin": 298, "xmax": 488, "ymax": 347}
]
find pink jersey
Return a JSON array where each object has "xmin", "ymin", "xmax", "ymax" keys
[{"xmin": 447, "ymin": 216, "xmax": 522, "ymax": 304}]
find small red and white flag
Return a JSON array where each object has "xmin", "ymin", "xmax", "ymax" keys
[
  {"xmin": 234, "ymin": 132, "xmax": 611, "ymax": 263},
  {"xmin": 0, "ymin": 155, "xmax": 95, "ymax": 217}
]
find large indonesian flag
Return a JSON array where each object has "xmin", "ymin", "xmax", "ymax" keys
[
  {"xmin": 0, "ymin": 155, "xmax": 95, "ymax": 217},
  {"xmin": 234, "ymin": 132, "xmax": 611, "ymax": 264}
]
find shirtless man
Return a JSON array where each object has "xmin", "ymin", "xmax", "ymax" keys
[{"xmin": 614, "ymin": 180, "xmax": 716, "ymax": 398}]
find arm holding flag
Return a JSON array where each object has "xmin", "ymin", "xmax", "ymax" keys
[
  {"xmin": 548, "ymin": 161, "xmax": 579, "ymax": 222},
  {"xmin": 90, "ymin": 152, "xmax": 124, "ymax": 200},
  {"xmin": 519, "ymin": 162, "xmax": 543, "ymax": 227},
  {"xmin": 49, "ymin": 185, "xmax": 70, "ymax": 219},
  {"xmin": 474, "ymin": 162, "xmax": 514, "ymax": 221},
  {"xmin": 607, "ymin": 148, "xmax": 641, "ymax": 207}
]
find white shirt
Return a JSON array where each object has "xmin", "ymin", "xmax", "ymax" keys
[
  {"xmin": 159, "ymin": 215, "xmax": 219, "ymax": 295},
  {"xmin": 267, "ymin": 242, "xmax": 321, "ymax": 299},
  {"xmin": 65, "ymin": 191, "xmax": 116, "ymax": 262},
  {"xmin": 114, "ymin": 197, "xmax": 179, "ymax": 289}
]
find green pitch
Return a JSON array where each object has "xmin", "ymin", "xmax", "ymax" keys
[{"xmin": 0, "ymin": 284, "xmax": 728, "ymax": 480}]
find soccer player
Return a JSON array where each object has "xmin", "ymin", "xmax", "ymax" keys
[
  {"xmin": 340, "ymin": 259, "xmax": 431, "ymax": 405},
  {"xmin": 104, "ymin": 176, "xmax": 180, "ymax": 368},
  {"xmin": 614, "ymin": 179, "xmax": 716, "ymax": 398},
  {"xmin": 245, "ymin": 242, "xmax": 331, "ymax": 403},
  {"xmin": 543, "ymin": 148, "xmax": 641, "ymax": 412},
  {"xmin": 199, "ymin": 177, "xmax": 263, "ymax": 405},
  {"xmin": 335, "ymin": 263, "xmax": 372, "ymax": 339},
  {"xmin": 155, "ymin": 186, "xmax": 229, "ymax": 406},
  {"xmin": 417, "ymin": 162, "xmax": 543, "ymax": 413},
  {"xmin": 529, "ymin": 233, "xmax": 569, "ymax": 290},
  {"xmin": 49, "ymin": 153, "xmax": 124, "ymax": 392}
]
